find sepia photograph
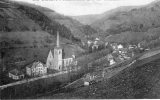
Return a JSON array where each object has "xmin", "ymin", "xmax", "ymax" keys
[{"xmin": 1, "ymin": 0, "xmax": 160, "ymax": 99}]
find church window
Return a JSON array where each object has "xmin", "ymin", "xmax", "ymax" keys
[{"xmin": 59, "ymin": 65, "xmax": 62, "ymax": 70}]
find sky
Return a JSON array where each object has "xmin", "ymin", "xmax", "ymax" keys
[{"xmin": 13, "ymin": 0, "xmax": 155, "ymax": 16}]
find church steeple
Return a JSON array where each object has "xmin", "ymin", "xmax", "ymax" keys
[
  {"xmin": 53, "ymin": 31, "xmax": 63, "ymax": 71},
  {"xmin": 57, "ymin": 31, "xmax": 60, "ymax": 47}
]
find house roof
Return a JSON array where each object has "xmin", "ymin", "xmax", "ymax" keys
[
  {"xmin": 9, "ymin": 69, "xmax": 24, "ymax": 76},
  {"xmin": 26, "ymin": 60, "xmax": 45, "ymax": 68}
]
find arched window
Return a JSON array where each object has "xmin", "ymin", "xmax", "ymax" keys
[
  {"xmin": 49, "ymin": 62, "xmax": 52, "ymax": 66},
  {"xmin": 59, "ymin": 65, "xmax": 62, "ymax": 70}
]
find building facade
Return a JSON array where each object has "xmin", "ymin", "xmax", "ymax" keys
[
  {"xmin": 9, "ymin": 69, "xmax": 24, "ymax": 80},
  {"xmin": 26, "ymin": 61, "xmax": 47, "ymax": 76}
]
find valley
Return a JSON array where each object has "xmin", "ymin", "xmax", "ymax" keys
[{"xmin": 1, "ymin": 0, "xmax": 160, "ymax": 99}]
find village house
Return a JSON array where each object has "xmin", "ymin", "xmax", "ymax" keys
[
  {"xmin": 117, "ymin": 44, "xmax": 123, "ymax": 50},
  {"xmin": 26, "ymin": 61, "xmax": 47, "ymax": 77},
  {"xmin": 109, "ymin": 59, "xmax": 116, "ymax": 65},
  {"xmin": 8, "ymin": 69, "xmax": 24, "ymax": 80},
  {"xmin": 118, "ymin": 55, "xmax": 125, "ymax": 61},
  {"xmin": 121, "ymin": 53, "xmax": 131, "ymax": 60},
  {"xmin": 128, "ymin": 45, "xmax": 137, "ymax": 50},
  {"xmin": 110, "ymin": 43, "xmax": 118, "ymax": 50},
  {"xmin": 111, "ymin": 43, "xmax": 124, "ymax": 51},
  {"xmin": 105, "ymin": 42, "xmax": 109, "ymax": 48},
  {"xmin": 87, "ymin": 40, "xmax": 92, "ymax": 47},
  {"xmin": 92, "ymin": 44, "xmax": 99, "ymax": 51},
  {"xmin": 119, "ymin": 48, "xmax": 128, "ymax": 54},
  {"xmin": 91, "ymin": 38, "xmax": 105, "ymax": 52},
  {"xmin": 107, "ymin": 54, "xmax": 116, "ymax": 65},
  {"xmin": 138, "ymin": 41, "xmax": 147, "ymax": 50},
  {"xmin": 94, "ymin": 38, "xmax": 100, "ymax": 44}
]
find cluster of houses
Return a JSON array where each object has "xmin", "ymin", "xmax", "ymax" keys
[
  {"xmin": 8, "ymin": 32, "xmax": 77, "ymax": 81},
  {"xmin": 106, "ymin": 41, "xmax": 151, "ymax": 66},
  {"xmin": 86, "ymin": 38, "xmax": 104, "ymax": 52},
  {"xmin": 8, "ymin": 60, "xmax": 49, "ymax": 80},
  {"xmin": 86, "ymin": 36, "xmax": 150, "ymax": 52},
  {"xmin": 7, "ymin": 34, "xmax": 150, "ymax": 81},
  {"xmin": 83, "ymin": 42, "xmax": 143, "ymax": 86}
]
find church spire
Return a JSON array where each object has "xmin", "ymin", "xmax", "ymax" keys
[{"xmin": 57, "ymin": 31, "xmax": 60, "ymax": 47}]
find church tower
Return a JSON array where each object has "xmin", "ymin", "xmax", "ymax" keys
[{"xmin": 54, "ymin": 31, "xmax": 63, "ymax": 71}]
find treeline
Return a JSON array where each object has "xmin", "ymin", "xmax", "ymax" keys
[
  {"xmin": 0, "ymin": 17, "xmax": 11, "ymax": 32},
  {"xmin": 106, "ymin": 22, "xmax": 159, "ymax": 35},
  {"xmin": 80, "ymin": 25, "xmax": 98, "ymax": 36}
]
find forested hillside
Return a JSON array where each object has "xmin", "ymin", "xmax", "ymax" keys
[
  {"xmin": 0, "ymin": 0, "xmax": 87, "ymax": 72},
  {"xmin": 71, "ymin": 0, "xmax": 160, "ymax": 47},
  {"xmin": 16, "ymin": 1, "xmax": 98, "ymax": 41},
  {"xmin": 90, "ymin": 0, "xmax": 160, "ymax": 47}
]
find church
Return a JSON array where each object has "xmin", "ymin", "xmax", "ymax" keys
[{"xmin": 46, "ymin": 32, "xmax": 75, "ymax": 71}]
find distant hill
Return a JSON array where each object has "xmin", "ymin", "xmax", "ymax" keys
[
  {"xmin": 71, "ymin": 6, "xmax": 137, "ymax": 26},
  {"xmin": 71, "ymin": 14, "xmax": 103, "ymax": 25},
  {"xmin": 71, "ymin": 0, "xmax": 160, "ymax": 47},
  {"xmin": 91, "ymin": 0, "xmax": 160, "ymax": 34},
  {"xmin": 76, "ymin": 0, "xmax": 160, "ymax": 45}
]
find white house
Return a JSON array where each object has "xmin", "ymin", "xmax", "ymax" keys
[
  {"xmin": 105, "ymin": 42, "xmax": 109, "ymax": 48},
  {"xmin": 9, "ymin": 69, "xmax": 24, "ymax": 80},
  {"xmin": 92, "ymin": 44, "xmax": 99, "ymax": 51},
  {"xmin": 95, "ymin": 38, "xmax": 100, "ymax": 41},
  {"xmin": 109, "ymin": 59, "xmax": 116, "ymax": 65},
  {"xmin": 87, "ymin": 40, "xmax": 92, "ymax": 47},
  {"xmin": 117, "ymin": 44, "xmax": 123, "ymax": 49},
  {"xmin": 107, "ymin": 54, "xmax": 113, "ymax": 61},
  {"xmin": 26, "ymin": 61, "xmax": 47, "ymax": 77}
]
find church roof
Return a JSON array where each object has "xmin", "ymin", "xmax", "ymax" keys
[
  {"xmin": 54, "ymin": 46, "xmax": 62, "ymax": 49},
  {"xmin": 49, "ymin": 47, "xmax": 74, "ymax": 59},
  {"xmin": 26, "ymin": 60, "xmax": 45, "ymax": 68}
]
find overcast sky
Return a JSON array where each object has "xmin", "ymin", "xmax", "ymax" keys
[{"xmin": 13, "ymin": 0, "xmax": 155, "ymax": 16}]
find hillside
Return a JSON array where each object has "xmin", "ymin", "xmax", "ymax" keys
[
  {"xmin": 71, "ymin": 6, "xmax": 136, "ymax": 25},
  {"xmin": 90, "ymin": 1, "xmax": 160, "ymax": 45},
  {"xmin": 0, "ymin": 0, "xmax": 78, "ymax": 42},
  {"xmin": 16, "ymin": 1, "xmax": 98, "ymax": 41},
  {"xmin": 39, "ymin": 57, "xmax": 160, "ymax": 99},
  {"xmin": 71, "ymin": 14, "xmax": 103, "ymax": 25},
  {"xmin": 0, "ymin": 0, "xmax": 86, "ymax": 72},
  {"xmin": 90, "ymin": 0, "xmax": 160, "ymax": 33},
  {"xmin": 71, "ymin": 0, "xmax": 160, "ymax": 45}
]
